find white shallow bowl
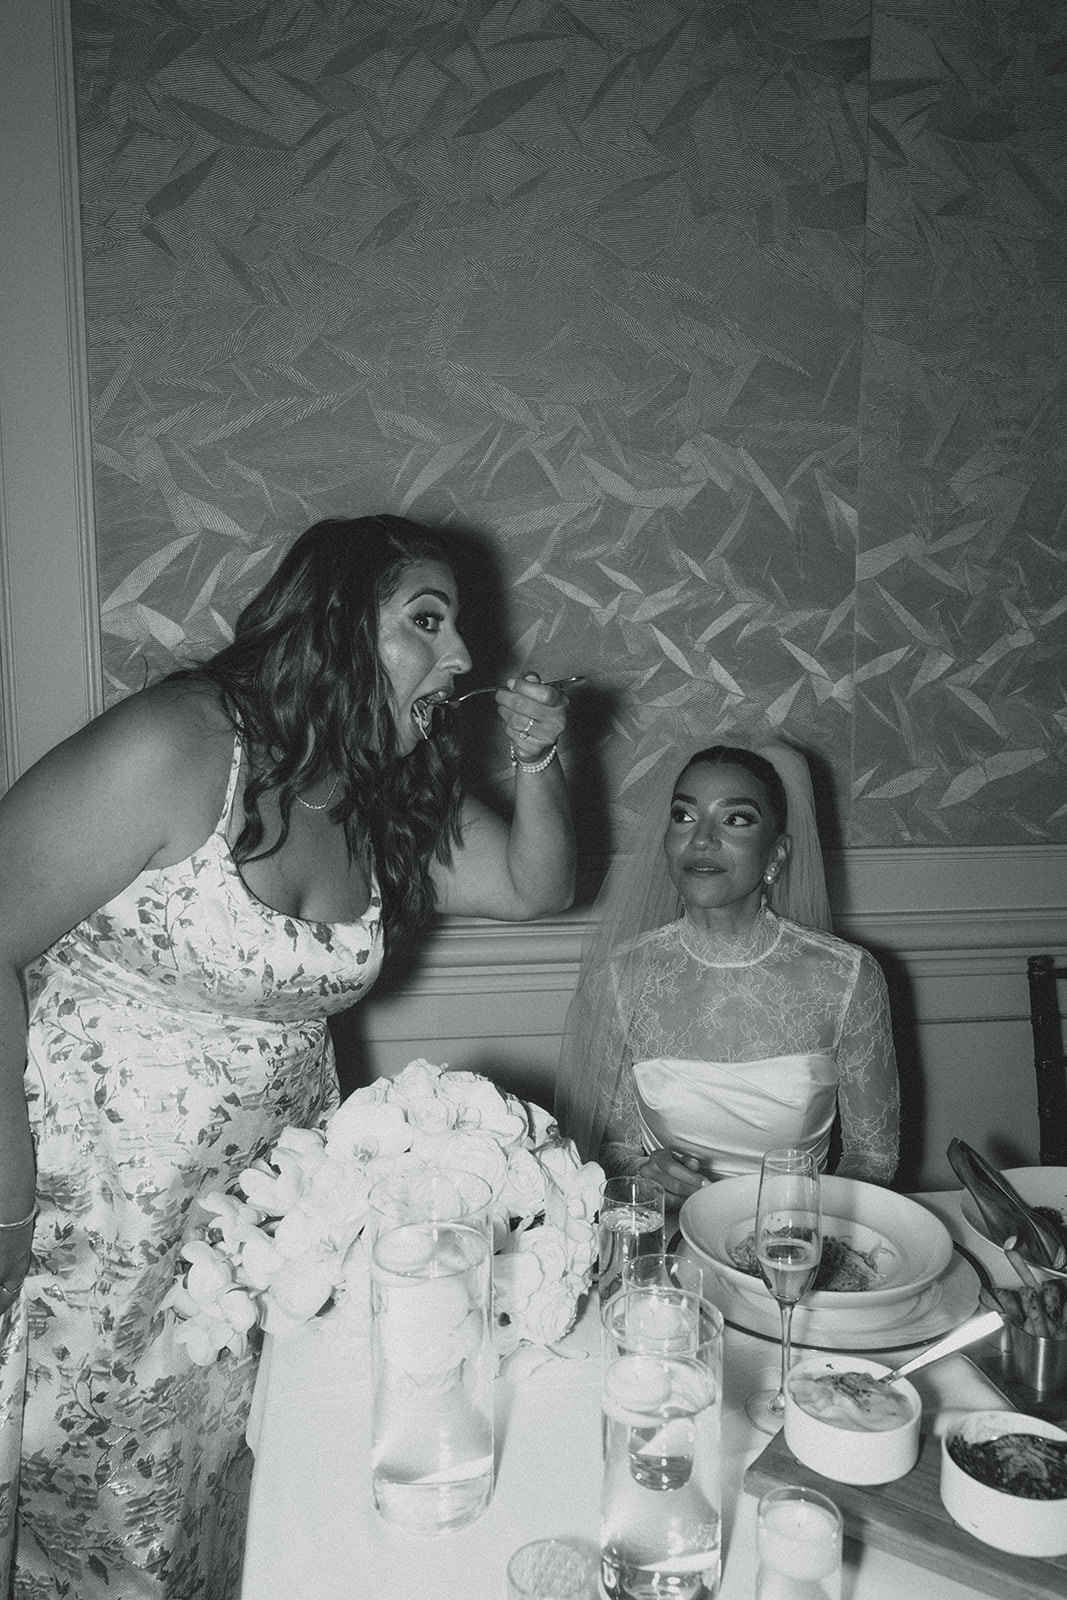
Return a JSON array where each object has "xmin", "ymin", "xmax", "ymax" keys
[
  {"xmin": 940, "ymin": 1410, "xmax": 1067, "ymax": 1557},
  {"xmin": 958, "ymin": 1165, "xmax": 1067, "ymax": 1255},
  {"xmin": 680, "ymin": 1174, "xmax": 953, "ymax": 1312},
  {"xmin": 784, "ymin": 1356, "xmax": 921, "ymax": 1485}
]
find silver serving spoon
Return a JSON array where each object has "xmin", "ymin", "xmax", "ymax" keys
[
  {"xmin": 446, "ymin": 674, "xmax": 586, "ymax": 706},
  {"xmin": 880, "ymin": 1306, "xmax": 1004, "ymax": 1385}
]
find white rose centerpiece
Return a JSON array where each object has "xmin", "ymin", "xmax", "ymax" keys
[{"xmin": 164, "ymin": 1061, "xmax": 604, "ymax": 1367}]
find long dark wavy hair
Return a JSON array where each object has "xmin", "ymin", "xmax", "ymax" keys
[{"xmin": 177, "ymin": 514, "xmax": 465, "ymax": 944}]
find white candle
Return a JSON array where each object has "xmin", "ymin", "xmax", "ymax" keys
[
  {"xmin": 625, "ymin": 1293, "xmax": 694, "ymax": 1349},
  {"xmin": 758, "ymin": 1497, "xmax": 844, "ymax": 1587}
]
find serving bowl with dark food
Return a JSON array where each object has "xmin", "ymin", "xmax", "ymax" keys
[
  {"xmin": 785, "ymin": 1356, "xmax": 921, "ymax": 1484},
  {"xmin": 679, "ymin": 1175, "xmax": 954, "ymax": 1313},
  {"xmin": 957, "ymin": 1164, "xmax": 1067, "ymax": 1273},
  {"xmin": 940, "ymin": 1410, "xmax": 1067, "ymax": 1556}
]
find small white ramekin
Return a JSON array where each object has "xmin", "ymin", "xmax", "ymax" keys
[
  {"xmin": 940, "ymin": 1410, "xmax": 1067, "ymax": 1557},
  {"xmin": 784, "ymin": 1355, "xmax": 921, "ymax": 1485}
]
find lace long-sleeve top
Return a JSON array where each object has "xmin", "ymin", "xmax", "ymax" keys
[{"xmin": 600, "ymin": 910, "xmax": 899, "ymax": 1184}]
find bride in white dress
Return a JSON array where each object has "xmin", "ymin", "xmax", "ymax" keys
[{"xmin": 554, "ymin": 740, "xmax": 898, "ymax": 1205}]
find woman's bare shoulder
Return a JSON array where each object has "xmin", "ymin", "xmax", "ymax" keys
[
  {"xmin": 111, "ymin": 674, "xmax": 230, "ymax": 736},
  {"xmin": 0, "ymin": 680, "xmax": 237, "ymax": 964},
  {"xmin": 19, "ymin": 678, "xmax": 238, "ymax": 857},
  {"xmin": 101, "ymin": 680, "xmax": 237, "ymax": 843},
  {"xmin": 82, "ymin": 678, "xmax": 231, "ymax": 772}
]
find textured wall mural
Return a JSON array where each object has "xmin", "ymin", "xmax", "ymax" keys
[
  {"xmin": 71, "ymin": 0, "xmax": 1067, "ymax": 860},
  {"xmin": 855, "ymin": 0, "xmax": 1067, "ymax": 847}
]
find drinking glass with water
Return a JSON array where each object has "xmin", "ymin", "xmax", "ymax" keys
[
  {"xmin": 600, "ymin": 1285, "xmax": 723, "ymax": 1600},
  {"xmin": 598, "ymin": 1174, "xmax": 666, "ymax": 1304}
]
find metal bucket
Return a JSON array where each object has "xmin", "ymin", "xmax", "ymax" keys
[{"xmin": 1004, "ymin": 1322, "xmax": 1067, "ymax": 1394}]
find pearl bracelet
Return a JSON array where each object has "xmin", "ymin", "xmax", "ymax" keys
[
  {"xmin": 510, "ymin": 741, "xmax": 558, "ymax": 774},
  {"xmin": 0, "ymin": 1205, "xmax": 37, "ymax": 1231}
]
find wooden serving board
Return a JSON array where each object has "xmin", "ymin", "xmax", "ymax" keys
[{"xmin": 744, "ymin": 1428, "xmax": 1067, "ymax": 1600}]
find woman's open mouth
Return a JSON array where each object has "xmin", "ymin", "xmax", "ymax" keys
[{"xmin": 410, "ymin": 693, "xmax": 450, "ymax": 741}]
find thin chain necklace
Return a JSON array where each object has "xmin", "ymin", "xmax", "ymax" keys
[{"xmin": 296, "ymin": 776, "xmax": 340, "ymax": 813}]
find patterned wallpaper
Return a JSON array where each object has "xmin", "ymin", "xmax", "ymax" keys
[
  {"xmin": 856, "ymin": 0, "xmax": 1067, "ymax": 847},
  {"xmin": 71, "ymin": 0, "xmax": 1067, "ymax": 858}
]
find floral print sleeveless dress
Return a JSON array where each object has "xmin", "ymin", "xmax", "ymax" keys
[{"xmin": 0, "ymin": 738, "xmax": 384, "ymax": 1599}]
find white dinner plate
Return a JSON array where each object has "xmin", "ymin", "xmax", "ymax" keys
[
  {"xmin": 958, "ymin": 1165, "xmax": 1067, "ymax": 1255},
  {"xmin": 680, "ymin": 1241, "xmax": 980, "ymax": 1351},
  {"xmin": 679, "ymin": 1174, "xmax": 954, "ymax": 1311}
]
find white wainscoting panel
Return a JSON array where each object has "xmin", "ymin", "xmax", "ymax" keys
[{"xmin": 333, "ymin": 845, "xmax": 1067, "ymax": 1192}]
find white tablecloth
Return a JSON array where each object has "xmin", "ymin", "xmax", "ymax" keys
[{"xmin": 238, "ymin": 1191, "xmax": 1023, "ymax": 1600}]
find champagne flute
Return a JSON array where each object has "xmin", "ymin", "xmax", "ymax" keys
[{"xmin": 745, "ymin": 1147, "xmax": 822, "ymax": 1433}]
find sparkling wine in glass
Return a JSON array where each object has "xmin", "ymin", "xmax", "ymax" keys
[{"xmin": 745, "ymin": 1147, "xmax": 822, "ymax": 1434}]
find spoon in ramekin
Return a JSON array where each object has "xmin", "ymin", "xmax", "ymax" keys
[{"xmin": 879, "ymin": 1306, "xmax": 1004, "ymax": 1385}]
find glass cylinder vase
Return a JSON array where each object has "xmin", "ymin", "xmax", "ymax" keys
[
  {"xmin": 366, "ymin": 1168, "xmax": 495, "ymax": 1534},
  {"xmin": 600, "ymin": 1285, "xmax": 723, "ymax": 1600}
]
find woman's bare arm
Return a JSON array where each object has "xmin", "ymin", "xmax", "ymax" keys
[
  {"xmin": 0, "ymin": 686, "xmax": 232, "ymax": 1282},
  {"xmin": 431, "ymin": 677, "xmax": 576, "ymax": 920}
]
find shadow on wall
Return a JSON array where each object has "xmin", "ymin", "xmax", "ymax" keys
[
  {"xmin": 330, "ymin": 1005, "xmax": 384, "ymax": 1099},
  {"xmin": 804, "ymin": 743, "xmax": 845, "ymax": 857},
  {"xmin": 875, "ymin": 948, "xmax": 1034, "ymax": 1190},
  {"xmin": 454, "ymin": 1050, "xmax": 557, "ymax": 1117},
  {"xmin": 329, "ymin": 1006, "xmax": 561, "ymax": 1115},
  {"xmin": 874, "ymin": 945, "xmax": 923, "ymax": 1193}
]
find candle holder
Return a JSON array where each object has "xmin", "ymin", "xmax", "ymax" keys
[{"xmin": 756, "ymin": 1484, "xmax": 842, "ymax": 1600}]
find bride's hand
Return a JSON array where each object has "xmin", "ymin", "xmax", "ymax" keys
[{"xmin": 641, "ymin": 1147, "xmax": 708, "ymax": 1205}]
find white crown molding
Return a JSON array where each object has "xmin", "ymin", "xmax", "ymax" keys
[{"xmin": 0, "ymin": 0, "xmax": 100, "ymax": 789}]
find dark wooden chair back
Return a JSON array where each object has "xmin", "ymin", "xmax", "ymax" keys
[{"xmin": 1028, "ymin": 954, "xmax": 1067, "ymax": 1167}]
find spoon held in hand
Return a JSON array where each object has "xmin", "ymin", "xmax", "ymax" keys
[{"xmin": 447, "ymin": 675, "xmax": 585, "ymax": 706}]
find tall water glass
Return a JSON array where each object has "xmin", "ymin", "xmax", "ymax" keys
[
  {"xmin": 756, "ymin": 1486, "xmax": 842, "ymax": 1600},
  {"xmin": 600, "ymin": 1285, "xmax": 723, "ymax": 1600},
  {"xmin": 598, "ymin": 1175, "xmax": 666, "ymax": 1304},
  {"xmin": 367, "ymin": 1168, "xmax": 495, "ymax": 1533}
]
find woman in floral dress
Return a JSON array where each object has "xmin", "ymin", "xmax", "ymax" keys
[{"xmin": 0, "ymin": 514, "xmax": 575, "ymax": 1598}]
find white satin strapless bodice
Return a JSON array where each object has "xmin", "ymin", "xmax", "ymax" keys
[{"xmin": 633, "ymin": 1053, "xmax": 838, "ymax": 1179}]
